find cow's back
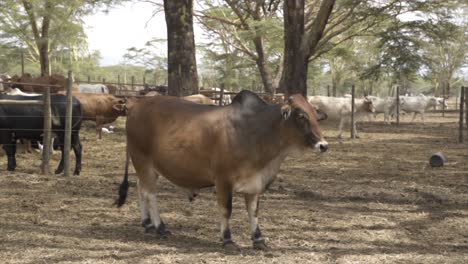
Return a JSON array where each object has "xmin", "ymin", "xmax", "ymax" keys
[
  {"xmin": 127, "ymin": 96, "xmax": 225, "ymax": 188},
  {"xmin": 0, "ymin": 94, "xmax": 81, "ymax": 140},
  {"xmin": 308, "ymin": 96, "xmax": 349, "ymax": 120}
]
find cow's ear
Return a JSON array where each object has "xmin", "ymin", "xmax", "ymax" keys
[
  {"xmin": 281, "ymin": 105, "xmax": 292, "ymax": 120},
  {"xmin": 316, "ymin": 109, "xmax": 327, "ymax": 121},
  {"xmin": 113, "ymin": 104, "xmax": 126, "ymax": 112}
]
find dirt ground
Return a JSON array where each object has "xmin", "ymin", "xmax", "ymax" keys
[{"xmin": 0, "ymin": 112, "xmax": 467, "ymax": 264}]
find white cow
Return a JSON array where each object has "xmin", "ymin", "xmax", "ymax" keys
[
  {"xmin": 308, "ymin": 96, "xmax": 375, "ymax": 138},
  {"xmin": 399, "ymin": 95, "xmax": 440, "ymax": 123},
  {"xmin": 6, "ymin": 88, "xmax": 40, "ymax": 96},
  {"xmin": 78, "ymin": 84, "xmax": 109, "ymax": 94},
  {"xmin": 367, "ymin": 96, "xmax": 402, "ymax": 124}
]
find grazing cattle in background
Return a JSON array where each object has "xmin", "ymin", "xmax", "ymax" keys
[
  {"xmin": 115, "ymin": 90, "xmax": 328, "ymax": 250},
  {"xmin": 0, "ymin": 94, "xmax": 83, "ymax": 175},
  {"xmin": 367, "ymin": 96, "xmax": 402, "ymax": 124},
  {"xmin": 399, "ymin": 95, "xmax": 441, "ymax": 123},
  {"xmin": 10, "ymin": 73, "xmax": 79, "ymax": 93},
  {"xmin": 308, "ymin": 96, "xmax": 375, "ymax": 138},
  {"xmin": 78, "ymin": 84, "xmax": 109, "ymax": 94},
  {"xmin": 67, "ymin": 93, "xmax": 127, "ymax": 139},
  {"xmin": 183, "ymin": 94, "xmax": 216, "ymax": 105},
  {"xmin": 0, "ymin": 74, "xmax": 12, "ymax": 92},
  {"xmin": 435, "ymin": 97, "xmax": 448, "ymax": 110},
  {"xmin": 139, "ymin": 85, "xmax": 168, "ymax": 96},
  {"xmin": 106, "ymin": 84, "xmax": 118, "ymax": 94}
]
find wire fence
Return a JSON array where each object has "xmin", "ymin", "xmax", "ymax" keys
[{"xmin": 1, "ymin": 71, "xmax": 467, "ymax": 176}]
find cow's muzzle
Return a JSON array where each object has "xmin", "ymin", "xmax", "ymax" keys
[{"xmin": 315, "ymin": 141, "xmax": 328, "ymax": 153}]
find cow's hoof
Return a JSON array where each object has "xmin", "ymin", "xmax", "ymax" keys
[
  {"xmin": 223, "ymin": 240, "xmax": 243, "ymax": 255},
  {"xmin": 253, "ymin": 240, "xmax": 269, "ymax": 250},
  {"xmin": 145, "ymin": 223, "xmax": 171, "ymax": 238},
  {"xmin": 73, "ymin": 171, "xmax": 80, "ymax": 176},
  {"xmin": 55, "ymin": 169, "xmax": 63, "ymax": 174},
  {"xmin": 141, "ymin": 218, "xmax": 152, "ymax": 227}
]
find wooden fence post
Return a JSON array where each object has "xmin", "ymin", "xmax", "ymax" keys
[
  {"xmin": 442, "ymin": 85, "xmax": 446, "ymax": 117},
  {"xmin": 219, "ymin": 84, "xmax": 225, "ymax": 106},
  {"xmin": 396, "ymin": 86, "xmax": 400, "ymax": 126},
  {"xmin": 465, "ymin": 87, "xmax": 468, "ymax": 129},
  {"xmin": 459, "ymin": 86, "xmax": 465, "ymax": 143},
  {"xmin": 21, "ymin": 51, "xmax": 25, "ymax": 75},
  {"xmin": 117, "ymin": 75, "xmax": 121, "ymax": 96},
  {"xmin": 63, "ymin": 71, "xmax": 73, "ymax": 176},
  {"xmin": 350, "ymin": 85, "xmax": 356, "ymax": 139},
  {"xmin": 41, "ymin": 85, "xmax": 52, "ymax": 175},
  {"xmin": 327, "ymin": 85, "xmax": 330, "ymax": 97},
  {"xmin": 131, "ymin": 76, "xmax": 135, "ymax": 91}
]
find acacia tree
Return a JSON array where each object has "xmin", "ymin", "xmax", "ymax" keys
[
  {"xmin": 422, "ymin": 19, "xmax": 467, "ymax": 96},
  {"xmin": 164, "ymin": 0, "xmax": 199, "ymax": 96},
  {"xmin": 0, "ymin": 0, "xmax": 125, "ymax": 76},
  {"xmin": 197, "ymin": 0, "xmax": 283, "ymax": 94},
  {"xmin": 281, "ymin": 0, "xmax": 335, "ymax": 96}
]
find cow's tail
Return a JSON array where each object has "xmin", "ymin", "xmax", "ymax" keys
[{"xmin": 114, "ymin": 148, "xmax": 130, "ymax": 207}]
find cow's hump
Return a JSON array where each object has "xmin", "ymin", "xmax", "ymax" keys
[{"xmin": 231, "ymin": 90, "xmax": 267, "ymax": 112}]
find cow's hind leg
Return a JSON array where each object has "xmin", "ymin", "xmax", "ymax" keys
[
  {"xmin": 216, "ymin": 183, "xmax": 241, "ymax": 253},
  {"xmin": 245, "ymin": 194, "xmax": 268, "ymax": 250},
  {"xmin": 3, "ymin": 141, "xmax": 17, "ymax": 171},
  {"xmin": 136, "ymin": 166, "xmax": 169, "ymax": 237},
  {"xmin": 71, "ymin": 133, "xmax": 82, "ymax": 175},
  {"xmin": 54, "ymin": 137, "xmax": 65, "ymax": 174},
  {"xmin": 137, "ymin": 179, "xmax": 151, "ymax": 227}
]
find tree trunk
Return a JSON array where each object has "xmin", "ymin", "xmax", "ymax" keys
[
  {"xmin": 331, "ymin": 76, "xmax": 338, "ymax": 97},
  {"xmin": 281, "ymin": 0, "xmax": 335, "ymax": 97},
  {"xmin": 253, "ymin": 37, "xmax": 274, "ymax": 95},
  {"xmin": 164, "ymin": 0, "xmax": 199, "ymax": 96},
  {"xmin": 280, "ymin": 0, "xmax": 307, "ymax": 96}
]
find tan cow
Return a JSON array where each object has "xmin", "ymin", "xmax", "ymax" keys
[
  {"xmin": 67, "ymin": 93, "xmax": 126, "ymax": 139},
  {"xmin": 115, "ymin": 90, "xmax": 328, "ymax": 251},
  {"xmin": 183, "ymin": 94, "xmax": 215, "ymax": 105}
]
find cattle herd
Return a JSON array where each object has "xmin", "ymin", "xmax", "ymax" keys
[{"xmin": 0, "ymin": 73, "xmax": 452, "ymax": 252}]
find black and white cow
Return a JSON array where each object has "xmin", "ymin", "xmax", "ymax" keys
[{"xmin": 0, "ymin": 94, "xmax": 83, "ymax": 175}]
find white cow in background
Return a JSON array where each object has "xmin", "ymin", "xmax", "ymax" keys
[
  {"xmin": 78, "ymin": 84, "xmax": 109, "ymax": 94},
  {"xmin": 367, "ymin": 96, "xmax": 402, "ymax": 124},
  {"xmin": 308, "ymin": 96, "xmax": 375, "ymax": 138},
  {"xmin": 6, "ymin": 88, "xmax": 40, "ymax": 96},
  {"xmin": 399, "ymin": 94, "xmax": 441, "ymax": 123}
]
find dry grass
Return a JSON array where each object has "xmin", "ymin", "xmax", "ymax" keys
[{"xmin": 0, "ymin": 113, "xmax": 467, "ymax": 263}]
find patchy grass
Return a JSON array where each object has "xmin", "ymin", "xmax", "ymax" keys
[{"xmin": 0, "ymin": 113, "xmax": 467, "ymax": 263}]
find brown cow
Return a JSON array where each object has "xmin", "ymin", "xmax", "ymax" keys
[
  {"xmin": 10, "ymin": 73, "xmax": 79, "ymax": 93},
  {"xmin": 66, "ymin": 93, "xmax": 126, "ymax": 139},
  {"xmin": 115, "ymin": 90, "xmax": 328, "ymax": 251}
]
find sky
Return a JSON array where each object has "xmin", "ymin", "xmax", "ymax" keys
[
  {"xmin": 84, "ymin": 1, "xmax": 206, "ymax": 66},
  {"xmin": 84, "ymin": 2, "xmax": 167, "ymax": 66}
]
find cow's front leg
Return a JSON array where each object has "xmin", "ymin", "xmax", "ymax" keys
[
  {"xmin": 337, "ymin": 117, "xmax": 345, "ymax": 138},
  {"xmin": 216, "ymin": 184, "xmax": 241, "ymax": 253},
  {"xmin": 3, "ymin": 143, "xmax": 17, "ymax": 171},
  {"xmin": 71, "ymin": 133, "xmax": 82, "ymax": 175},
  {"xmin": 55, "ymin": 137, "xmax": 65, "ymax": 174},
  {"xmin": 245, "ymin": 193, "xmax": 268, "ymax": 250}
]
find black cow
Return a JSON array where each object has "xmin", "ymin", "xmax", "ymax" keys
[{"xmin": 0, "ymin": 94, "xmax": 83, "ymax": 175}]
